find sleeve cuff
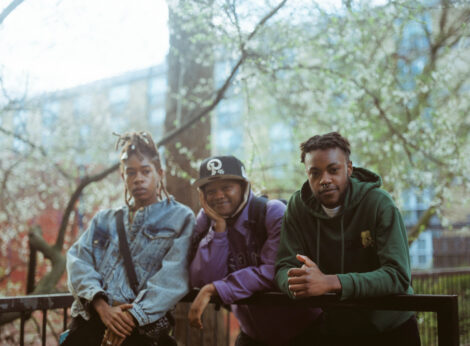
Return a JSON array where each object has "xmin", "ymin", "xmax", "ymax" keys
[
  {"xmin": 337, "ymin": 273, "xmax": 354, "ymax": 300},
  {"xmin": 213, "ymin": 280, "xmax": 234, "ymax": 305},
  {"xmin": 82, "ymin": 290, "xmax": 108, "ymax": 312},
  {"xmin": 129, "ymin": 304, "xmax": 151, "ymax": 326}
]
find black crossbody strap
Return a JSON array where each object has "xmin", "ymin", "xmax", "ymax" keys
[{"xmin": 116, "ymin": 209, "xmax": 139, "ymax": 295}]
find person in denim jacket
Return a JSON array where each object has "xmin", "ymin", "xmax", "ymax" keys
[{"xmin": 65, "ymin": 131, "xmax": 195, "ymax": 346}]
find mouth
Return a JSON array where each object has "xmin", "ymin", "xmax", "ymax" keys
[
  {"xmin": 320, "ymin": 188, "xmax": 337, "ymax": 195},
  {"xmin": 214, "ymin": 201, "xmax": 230, "ymax": 208},
  {"xmin": 132, "ymin": 188, "xmax": 147, "ymax": 195}
]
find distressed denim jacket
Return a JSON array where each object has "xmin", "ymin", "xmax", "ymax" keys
[{"xmin": 67, "ymin": 197, "xmax": 195, "ymax": 326}]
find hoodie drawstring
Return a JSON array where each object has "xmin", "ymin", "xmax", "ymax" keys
[
  {"xmin": 340, "ymin": 215, "xmax": 345, "ymax": 274},
  {"xmin": 316, "ymin": 218, "xmax": 320, "ymax": 266}
]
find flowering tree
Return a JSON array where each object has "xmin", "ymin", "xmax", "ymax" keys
[
  {"xmin": 219, "ymin": 0, "xmax": 470, "ymax": 241},
  {"xmin": 1, "ymin": 0, "xmax": 469, "ymax": 339}
]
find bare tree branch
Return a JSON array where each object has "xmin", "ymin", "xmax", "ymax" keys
[
  {"xmin": 0, "ymin": 126, "xmax": 72, "ymax": 179},
  {"xmin": 407, "ymin": 205, "xmax": 437, "ymax": 245},
  {"xmin": 54, "ymin": 162, "xmax": 119, "ymax": 250},
  {"xmin": 0, "ymin": 0, "xmax": 25, "ymax": 26}
]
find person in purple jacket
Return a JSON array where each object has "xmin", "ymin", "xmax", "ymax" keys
[{"xmin": 188, "ymin": 155, "xmax": 320, "ymax": 346}]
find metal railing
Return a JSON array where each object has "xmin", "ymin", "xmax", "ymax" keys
[
  {"xmin": 412, "ymin": 267, "xmax": 470, "ymax": 345},
  {"xmin": 0, "ymin": 290, "xmax": 459, "ymax": 346}
]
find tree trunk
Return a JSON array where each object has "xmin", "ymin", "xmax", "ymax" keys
[
  {"xmin": 164, "ymin": 2, "xmax": 213, "ymax": 213},
  {"xmin": 165, "ymin": 2, "xmax": 216, "ymax": 344}
]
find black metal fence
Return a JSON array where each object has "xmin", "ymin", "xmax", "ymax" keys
[
  {"xmin": 412, "ymin": 268, "xmax": 470, "ymax": 346},
  {"xmin": 0, "ymin": 290, "xmax": 459, "ymax": 346}
]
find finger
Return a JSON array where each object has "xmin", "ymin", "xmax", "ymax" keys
[
  {"xmin": 119, "ymin": 304, "xmax": 133, "ymax": 311},
  {"xmin": 100, "ymin": 333, "xmax": 107, "ymax": 346},
  {"xmin": 292, "ymin": 289, "xmax": 310, "ymax": 298},
  {"xmin": 287, "ymin": 276, "xmax": 308, "ymax": 285},
  {"xmin": 288, "ymin": 283, "xmax": 308, "ymax": 292},
  {"xmin": 121, "ymin": 311, "xmax": 136, "ymax": 328},
  {"xmin": 109, "ymin": 331, "xmax": 123, "ymax": 346},
  {"xmin": 114, "ymin": 318, "xmax": 133, "ymax": 335},
  {"xmin": 107, "ymin": 322, "xmax": 128, "ymax": 339},
  {"xmin": 296, "ymin": 254, "xmax": 316, "ymax": 268},
  {"xmin": 288, "ymin": 268, "xmax": 307, "ymax": 277},
  {"xmin": 198, "ymin": 189, "xmax": 206, "ymax": 207}
]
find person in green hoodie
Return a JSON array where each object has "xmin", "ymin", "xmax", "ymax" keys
[{"xmin": 275, "ymin": 132, "xmax": 420, "ymax": 346}]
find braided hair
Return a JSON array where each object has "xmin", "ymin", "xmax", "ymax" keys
[
  {"xmin": 114, "ymin": 131, "xmax": 170, "ymax": 208},
  {"xmin": 300, "ymin": 132, "xmax": 351, "ymax": 163}
]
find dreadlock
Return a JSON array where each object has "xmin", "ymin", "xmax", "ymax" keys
[
  {"xmin": 114, "ymin": 131, "xmax": 170, "ymax": 208},
  {"xmin": 300, "ymin": 132, "xmax": 351, "ymax": 163}
]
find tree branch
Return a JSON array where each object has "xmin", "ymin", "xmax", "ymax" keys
[
  {"xmin": 54, "ymin": 162, "xmax": 119, "ymax": 250},
  {"xmin": 0, "ymin": 126, "xmax": 72, "ymax": 179},
  {"xmin": 0, "ymin": 0, "xmax": 25, "ymax": 26},
  {"xmin": 408, "ymin": 205, "xmax": 437, "ymax": 245},
  {"xmin": 158, "ymin": 0, "xmax": 287, "ymax": 146}
]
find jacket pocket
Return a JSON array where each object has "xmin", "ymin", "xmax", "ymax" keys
[
  {"xmin": 92, "ymin": 227, "xmax": 110, "ymax": 268},
  {"xmin": 143, "ymin": 227, "xmax": 176, "ymax": 240},
  {"xmin": 136, "ymin": 226, "xmax": 176, "ymax": 273}
]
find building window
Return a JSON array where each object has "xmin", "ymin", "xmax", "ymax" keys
[
  {"xmin": 149, "ymin": 108, "xmax": 166, "ymax": 138},
  {"xmin": 74, "ymin": 95, "xmax": 92, "ymax": 119},
  {"xmin": 109, "ymin": 85, "xmax": 129, "ymax": 114},
  {"xmin": 148, "ymin": 77, "xmax": 166, "ymax": 106},
  {"xmin": 42, "ymin": 101, "xmax": 59, "ymax": 127}
]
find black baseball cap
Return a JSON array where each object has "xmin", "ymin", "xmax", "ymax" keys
[{"xmin": 194, "ymin": 155, "xmax": 248, "ymax": 188}]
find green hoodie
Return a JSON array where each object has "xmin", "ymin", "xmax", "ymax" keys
[{"xmin": 275, "ymin": 167, "xmax": 413, "ymax": 335}]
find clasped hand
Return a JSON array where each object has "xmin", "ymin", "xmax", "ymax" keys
[
  {"xmin": 93, "ymin": 299, "xmax": 136, "ymax": 346},
  {"xmin": 287, "ymin": 254, "xmax": 341, "ymax": 298}
]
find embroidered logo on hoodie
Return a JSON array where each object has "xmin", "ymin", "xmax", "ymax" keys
[{"xmin": 361, "ymin": 230, "xmax": 374, "ymax": 248}]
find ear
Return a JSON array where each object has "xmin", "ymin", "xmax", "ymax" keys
[
  {"xmin": 347, "ymin": 160, "xmax": 353, "ymax": 177},
  {"xmin": 156, "ymin": 168, "xmax": 164, "ymax": 178}
]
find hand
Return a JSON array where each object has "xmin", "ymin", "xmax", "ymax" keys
[
  {"xmin": 188, "ymin": 283, "xmax": 217, "ymax": 329},
  {"xmin": 287, "ymin": 254, "xmax": 341, "ymax": 298},
  {"xmin": 198, "ymin": 190, "xmax": 226, "ymax": 233},
  {"xmin": 93, "ymin": 299, "xmax": 136, "ymax": 338},
  {"xmin": 100, "ymin": 328, "xmax": 125, "ymax": 346}
]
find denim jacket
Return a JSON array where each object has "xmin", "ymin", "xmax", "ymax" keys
[{"xmin": 67, "ymin": 197, "xmax": 195, "ymax": 326}]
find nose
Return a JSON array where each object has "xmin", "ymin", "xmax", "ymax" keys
[
  {"xmin": 320, "ymin": 172, "xmax": 332, "ymax": 186},
  {"xmin": 213, "ymin": 188, "xmax": 225, "ymax": 199},
  {"xmin": 134, "ymin": 171, "xmax": 144, "ymax": 184}
]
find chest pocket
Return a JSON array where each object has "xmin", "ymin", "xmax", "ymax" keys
[
  {"xmin": 92, "ymin": 227, "xmax": 110, "ymax": 267},
  {"xmin": 136, "ymin": 226, "xmax": 176, "ymax": 272}
]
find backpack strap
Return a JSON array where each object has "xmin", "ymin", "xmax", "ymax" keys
[
  {"xmin": 247, "ymin": 195, "xmax": 269, "ymax": 254},
  {"xmin": 115, "ymin": 209, "xmax": 139, "ymax": 295}
]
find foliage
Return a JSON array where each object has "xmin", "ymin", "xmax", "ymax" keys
[
  {"xmin": 413, "ymin": 271, "xmax": 470, "ymax": 345},
  {"xmin": 195, "ymin": 0, "xmax": 470, "ymax": 234}
]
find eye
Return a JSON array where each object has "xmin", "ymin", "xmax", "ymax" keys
[{"xmin": 310, "ymin": 171, "xmax": 320, "ymax": 178}]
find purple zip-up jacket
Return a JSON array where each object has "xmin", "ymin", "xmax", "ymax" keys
[{"xmin": 189, "ymin": 192, "xmax": 320, "ymax": 345}]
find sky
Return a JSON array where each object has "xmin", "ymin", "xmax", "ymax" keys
[
  {"xmin": 0, "ymin": 0, "xmax": 169, "ymax": 94},
  {"xmin": 0, "ymin": 0, "xmax": 354, "ymax": 95}
]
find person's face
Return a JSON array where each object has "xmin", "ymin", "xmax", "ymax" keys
[
  {"xmin": 122, "ymin": 153, "xmax": 162, "ymax": 209},
  {"xmin": 304, "ymin": 147, "xmax": 352, "ymax": 208},
  {"xmin": 203, "ymin": 179, "xmax": 243, "ymax": 217}
]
